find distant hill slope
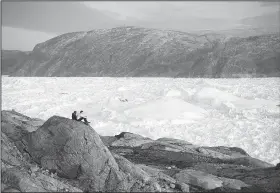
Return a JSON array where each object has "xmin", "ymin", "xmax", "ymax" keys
[
  {"xmin": 1, "ymin": 50, "xmax": 30, "ymax": 75},
  {"xmin": 5, "ymin": 27, "xmax": 280, "ymax": 77},
  {"xmin": 241, "ymin": 12, "xmax": 280, "ymax": 32}
]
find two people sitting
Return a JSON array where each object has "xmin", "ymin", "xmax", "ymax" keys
[{"xmin": 72, "ymin": 110, "xmax": 90, "ymax": 125}]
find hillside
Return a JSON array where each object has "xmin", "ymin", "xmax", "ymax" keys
[
  {"xmin": 4, "ymin": 27, "xmax": 280, "ymax": 77},
  {"xmin": 241, "ymin": 12, "xmax": 280, "ymax": 33},
  {"xmin": 1, "ymin": 50, "xmax": 30, "ymax": 75}
]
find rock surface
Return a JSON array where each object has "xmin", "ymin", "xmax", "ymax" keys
[
  {"xmin": 5, "ymin": 27, "xmax": 280, "ymax": 77},
  {"xmin": 275, "ymin": 163, "xmax": 280, "ymax": 170},
  {"xmin": 1, "ymin": 50, "xmax": 30, "ymax": 76},
  {"xmin": 1, "ymin": 111, "xmax": 83, "ymax": 192},
  {"xmin": 2, "ymin": 132, "xmax": 25, "ymax": 167},
  {"xmin": 2, "ymin": 166, "xmax": 83, "ymax": 192},
  {"xmin": 20, "ymin": 116, "xmax": 124, "ymax": 191},
  {"xmin": 175, "ymin": 169, "xmax": 250, "ymax": 190},
  {"xmin": 112, "ymin": 132, "xmax": 153, "ymax": 147},
  {"xmin": 175, "ymin": 169, "xmax": 224, "ymax": 190},
  {"xmin": 2, "ymin": 110, "xmax": 44, "ymax": 140},
  {"xmin": 1, "ymin": 110, "xmax": 44, "ymax": 164},
  {"xmin": 1, "ymin": 110, "xmax": 279, "ymax": 192},
  {"xmin": 107, "ymin": 131, "xmax": 277, "ymax": 192}
]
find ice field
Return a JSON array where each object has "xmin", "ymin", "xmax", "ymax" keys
[{"xmin": 2, "ymin": 77, "xmax": 280, "ymax": 165}]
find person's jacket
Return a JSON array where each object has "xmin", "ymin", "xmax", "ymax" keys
[{"xmin": 72, "ymin": 112, "xmax": 77, "ymax": 120}]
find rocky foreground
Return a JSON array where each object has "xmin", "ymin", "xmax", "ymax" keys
[{"xmin": 1, "ymin": 110, "xmax": 280, "ymax": 192}]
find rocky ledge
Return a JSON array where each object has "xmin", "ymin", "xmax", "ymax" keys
[{"xmin": 1, "ymin": 110, "xmax": 279, "ymax": 192}]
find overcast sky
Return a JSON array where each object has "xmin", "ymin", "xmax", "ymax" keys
[{"xmin": 2, "ymin": 1, "xmax": 279, "ymax": 51}]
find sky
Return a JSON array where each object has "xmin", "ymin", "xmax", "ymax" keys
[{"xmin": 2, "ymin": 1, "xmax": 279, "ymax": 51}]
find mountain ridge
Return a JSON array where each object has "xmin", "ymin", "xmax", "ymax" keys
[{"xmin": 3, "ymin": 26, "xmax": 280, "ymax": 77}]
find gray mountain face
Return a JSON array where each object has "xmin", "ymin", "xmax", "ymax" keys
[
  {"xmin": 1, "ymin": 50, "xmax": 30, "ymax": 75},
  {"xmin": 4, "ymin": 27, "xmax": 280, "ymax": 77},
  {"xmin": 241, "ymin": 12, "xmax": 280, "ymax": 32}
]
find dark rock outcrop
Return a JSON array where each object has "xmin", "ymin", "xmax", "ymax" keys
[
  {"xmin": 2, "ymin": 132, "xmax": 26, "ymax": 167},
  {"xmin": 1, "ymin": 50, "xmax": 30, "ymax": 76},
  {"xmin": 174, "ymin": 169, "xmax": 250, "ymax": 190},
  {"xmin": 2, "ymin": 110, "xmax": 279, "ymax": 192},
  {"xmin": 5, "ymin": 27, "xmax": 280, "ymax": 77},
  {"xmin": 100, "ymin": 135, "xmax": 117, "ymax": 147},
  {"xmin": 1, "ymin": 110, "xmax": 44, "ymax": 164},
  {"xmin": 108, "ymin": 131, "xmax": 278, "ymax": 192},
  {"xmin": 112, "ymin": 132, "xmax": 153, "ymax": 147},
  {"xmin": 1, "ymin": 111, "xmax": 83, "ymax": 192},
  {"xmin": 1, "ymin": 110, "xmax": 44, "ymax": 141},
  {"xmin": 275, "ymin": 163, "xmax": 280, "ymax": 170},
  {"xmin": 108, "ymin": 133, "xmax": 273, "ymax": 169},
  {"xmin": 9, "ymin": 115, "xmax": 172, "ymax": 192},
  {"xmin": 20, "ymin": 116, "xmax": 122, "ymax": 191},
  {"xmin": 2, "ymin": 166, "xmax": 82, "ymax": 192},
  {"xmin": 219, "ymin": 167, "xmax": 280, "ymax": 192}
]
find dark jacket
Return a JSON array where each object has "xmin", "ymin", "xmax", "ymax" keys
[{"xmin": 72, "ymin": 112, "xmax": 77, "ymax": 120}]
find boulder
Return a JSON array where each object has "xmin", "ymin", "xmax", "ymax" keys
[
  {"xmin": 141, "ymin": 141, "xmax": 198, "ymax": 153},
  {"xmin": 111, "ymin": 132, "xmax": 272, "ymax": 169},
  {"xmin": 120, "ymin": 146, "xmax": 230, "ymax": 170},
  {"xmin": 114, "ymin": 154, "xmax": 151, "ymax": 183},
  {"xmin": 175, "ymin": 169, "xmax": 224, "ymax": 190},
  {"xmin": 177, "ymin": 182, "xmax": 190, "ymax": 192},
  {"xmin": 18, "ymin": 116, "xmax": 167, "ymax": 192},
  {"xmin": 141, "ymin": 137, "xmax": 197, "ymax": 154},
  {"xmin": 174, "ymin": 168, "xmax": 251, "ymax": 191},
  {"xmin": 219, "ymin": 177, "xmax": 250, "ymax": 190},
  {"xmin": 110, "ymin": 133, "xmax": 272, "ymax": 169},
  {"xmin": 191, "ymin": 162, "xmax": 250, "ymax": 177},
  {"xmin": 141, "ymin": 141, "xmax": 185, "ymax": 152},
  {"xmin": 113, "ymin": 154, "xmax": 162, "ymax": 192},
  {"xmin": 199, "ymin": 146, "xmax": 249, "ymax": 158},
  {"xmin": 2, "ymin": 111, "xmax": 28, "ymax": 142},
  {"xmin": 1, "ymin": 132, "xmax": 24, "ymax": 167},
  {"xmin": 2, "ymin": 166, "xmax": 82, "ymax": 192},
  {"xmin": 195, "ymin": 147, "xmax": 273, "ymax": 169},
  {"xmin": 191, "ymin": 161, "xmax": 278, "ymax": 192},
  {"xmin": 156, "ymin": 137, "xmax": 192, "ymax": 146},
  {"xmin": 2, "ymin": 188, "xmax": 21, "ymax": 192},
  {"xmin": 137, "ymin": 164, "xmax": 176, "ymax": 185},
  {"xmin": 1, "ymin": 110, "xmax": 45, "ymax": 168},
  {"xmin": 170, "ymin": 183, "xmax": 175, "ymax": 189},
  {"xmin": 227, "ymin": 167, "xmax": 280, "ymax": 192},
  {"xmin": 100, "ymin": 135, "xmax": 117, "ymax": 146},
  {"xmin": 2, "ymin": 110, "xmax": 44, "ymax": 140},
  {"xmin": 196, "ymin": 146, "xmax": 251, "ymax": 160},
  {"xmin": 21, "ymin": 116, "xmax": 121, "ymax": 191},
  {"xmin": 111, "ymin": 148, "xmax": 134, "ymax": 156},
  {"xmin": 275, "ymin": 163, "xmax": 280, "ymax": 170},
  {"xmin": 112, "ymin": 132, "xmax": 153, "ymax": 147},
  {"xmin": 1, "ymin": 183, "xmax": 8, "ymax": 192},
  {"xmin": 196, "ymin": 147, "xmax": 233, "ymax": 159},
  {"xmin": 227, "ymin": 157, "xmax": 274, "ymax": 168}
]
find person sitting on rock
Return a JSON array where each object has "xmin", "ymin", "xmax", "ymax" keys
[
  {"xmin": 72, "ymin": 111, "xmax": 78, "ymax": 120},
  {"xmin": 76, "ymin": 110, "xmax": 90, "ymax": 124}
]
